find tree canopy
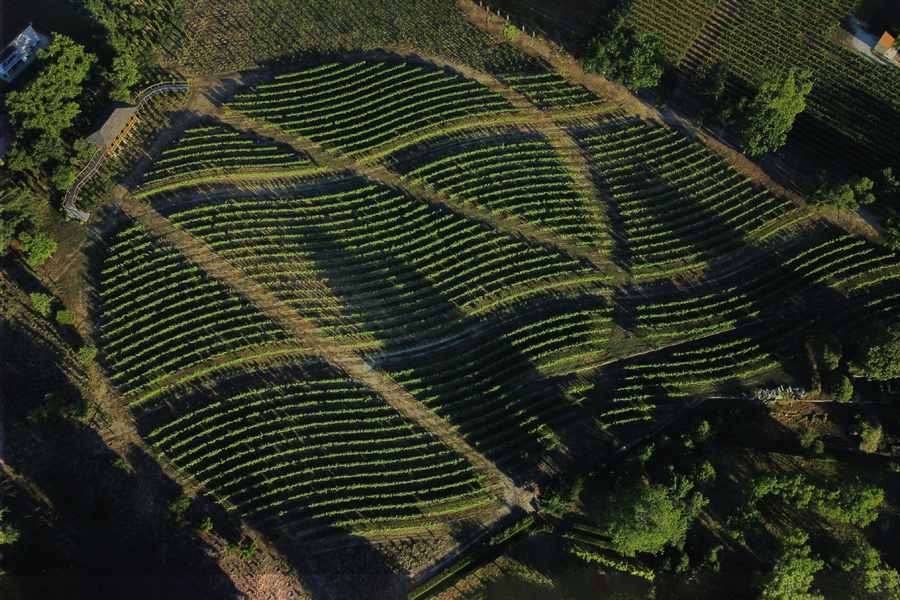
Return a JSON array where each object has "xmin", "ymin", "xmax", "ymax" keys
[
  {"xmin": 760, "ymin": 531, "xmax": 824, "ymax": 600},
  {"xmin": 4, "ymin": 35, "xmax": 96, "ymax": 173},
  {"xmin": 738, "ymin": 68, "xmax": 813, "ymax": 157},
  {"xmin": 85, "ymin": 0, "xmax": 181, "ymax": 100},
  {"xmin": 604, "ymin": 478, "xmax": 706, "ymax": 557},
  {"xmin": 812, "ymin": 176, "xmax": 876, "ymax": 211},
  {"xmin": 854, "ymin": 321, "xmax": 900, "ymax": 381},
  {"xmin": 585, "ymin": 11, "xmax": 664, "ymax": 91},
  {"xmin": 18, "ymin": 231, "xmax": 58, "ymax": 269}
]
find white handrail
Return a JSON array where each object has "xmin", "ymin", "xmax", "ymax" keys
[{"xmin": 63, "ymin": 80, "xmax": 191, "ymax": 222}]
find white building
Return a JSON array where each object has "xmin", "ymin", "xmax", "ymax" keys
[{"xmin": 0, "ymin": 25, "xmax": 50, "ymax": 83}]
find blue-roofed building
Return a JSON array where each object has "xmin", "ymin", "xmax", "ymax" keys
[{"xmin": 0, "ymin": 25, "xmax": 49, "ymax": 84}]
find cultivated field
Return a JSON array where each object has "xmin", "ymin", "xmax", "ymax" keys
[
  {"xmin": 85, "ymin": 54, "xmax": 900, "ymax": 586},
  {"xmin": 626, "ymin": 0, "xmax": 900, "ymax": 173}
]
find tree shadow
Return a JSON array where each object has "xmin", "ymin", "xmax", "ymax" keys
[
  {"xmin": 297, "ymin": 198, "xmax": 590, "ymax": 485},
  {"xmin": 574, "ymin": 118, "xmax": 894, "ymax": 443},
  {"xmin": 0, "ymin": 319, "xmax": 237, "ymax": 600}
]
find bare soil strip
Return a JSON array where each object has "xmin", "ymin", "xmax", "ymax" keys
[{"xmin": 117, "ymin": 198, "xmax": 532, "ymax": 514}]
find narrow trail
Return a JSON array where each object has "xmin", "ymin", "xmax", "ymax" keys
[
  {"xmin": 210, "ymin": 104, "xmax": 625, "ymax": 280},
  {"xmin": 117, "ymin": 198, "xmax": 532, "ymax": 513}
]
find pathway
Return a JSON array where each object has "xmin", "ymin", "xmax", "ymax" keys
[
  {"xmin": 117, "ymin": 198, "xmax": 533, "ymax": 513},
  {"xmin": 209, "ymin": 97, "xmax": 625, "ymax": 280}
]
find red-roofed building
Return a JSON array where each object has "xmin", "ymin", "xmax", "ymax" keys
[{"xmin": 873, "ymin": 31, "xmax": 898, "ymax": 62}]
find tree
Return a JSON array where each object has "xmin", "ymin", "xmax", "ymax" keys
[
  {"xmin": 876, "ymin": 167, "xmax": 900, "ymax": 207},
  {"xmin": 760, "ymin": 531, "xmax": 824, "ymax": 600},
  {"xmin": 107, "ymin": 52, "xmax": 141, "ymax": 101},
  {"xmin": 812, "ymin": 176, "xmax": 877, "ymax": 211},
  {"xmin": 839, "ymin": 541, "xmax": 900, "ymax": 598},
  {"xmin": 853, "ymin": 321, "xmax": 900, "ymax": 381},
  {"xmin": 738, "ymin": 68, "xmax": 813, "ymax": 157},
  {"xmin": 29, "ymin": 292, "xmax": 54, "ymax": 317},
  {"xmin": 814, "ymin": 481, "xmax": 884, "ymax": 527},
  {"xmin": 810, "ymin": 333, "xmax": 842, "ymax": 372},
  {"xmin": 585, "ymin": 11, "xmax": 665, "ymax": 91},
  {"xmin": 0, "ymin": 508, "xmax": 20, "ymax": 546},
  {"xmin": 604, "ymin": 478, "xmax": 706, "ymax": 557},
  {"xmin": 826, "ymin": 373, "xmax": 854, "ymax": 403},
  {"xmin": 883, "ymin": 216, "xmax": 900, "ymax": 251},
  {"xmin": 4, "ymin": 35, "xmax": 96, "ymax": 173},
  {"xmin": 85, "ymin": 0, "xmax": 181, "ymax": 100},
  {"xmin": 0, "ymin": 179, "xmax": 47, "ymax": 253},
  {"xmin": 18, "ymin": 231, "xmax": 58, "ymax": 268}
]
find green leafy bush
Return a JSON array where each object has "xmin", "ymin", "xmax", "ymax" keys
[
  {"xmin": 55, "ymin": 309, "xmax": 76, "ymax": 326},
  {"xmin": 77, "ymin": 344, "xmax": 98, "ymax": 365},
  {"xmin": 29, "ymin": 292, "xmax": 53, "ymax": 317},
  {"xmin": 18, "ymin": 231, "xmax": 58, "ymax": 268}
]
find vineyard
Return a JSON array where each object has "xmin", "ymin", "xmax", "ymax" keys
[
  {"xmin": 81, "ymin": 53, "xmax": 900, "ymax": 579},
  {"xmin": 137, "ymin": 359, "xmax": 494, "ymax": 541},
  {"xmin": 625, "ymin": 0, "xmax": 900, "ymax": 173},
  {"xmin": 573, "ymin": 118, "xmax": 801, "ymax": 278}
]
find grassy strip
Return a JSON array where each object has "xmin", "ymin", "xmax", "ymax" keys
[
  {"xmin": 128, "ymin": 345, "xmax": 313, "ymax": 408},
  {"xmin": 131, "ymin": 166, "xmax": 332, "ymax": 199}
]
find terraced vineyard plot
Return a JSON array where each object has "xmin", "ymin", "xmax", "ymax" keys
[
  {"xmin": 497, "ymin": 71, "xmax": 602, "ymax": 111},
  {"xmin": 157, "ymin": 176, "xmax": 606, "ymax": 353},
  {"xmin": 388, "ymin": 129, "xmax": 608, "ymax": 247},
  {"xmin": 622, "ymin": 225, "xmax": 900, "ymax": 343},
  {"xmin": 590, "ymin": 329, "xmax": 784, "ymax": 437},
  {"xmin": 95, "ymin": 220, "xmax": 291, "ymax": 398},
  {"xmin": 380, "ymin": 295, "xmax": 613, "ymax": 477},
  {"xmin": 138, "ymin": 121, "xmax": 314, "ymax": 192},
  {"xmin": 575, "ymin": 118, "xmax": 799, "ymax": 278},
  {"xmin": 227, "ymin": 60, "xmax": 516, "ymax": 156},
  {"xmin": 137, "ymin": 360, "xmax": 494, "ymax": 541}
]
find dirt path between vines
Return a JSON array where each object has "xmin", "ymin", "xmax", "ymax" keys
[{"xmin": 117, "ymin": 198, "xmax": 533, "ymax": 515}]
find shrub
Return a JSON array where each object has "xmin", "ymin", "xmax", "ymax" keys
[
  {"xmin": 694, "ymin": 460, "xmax": 716, "ymax": 484},
  {"xmin": 76, "ymin": 344, "xmax": 97, "ymax": 365},
  {"xmin": 502, "ymin": 22, "xmax": 519, "ymax": 41},
  {"xmin": 29, "ymin": 292, "xmax": 53, "ymax": 317},
  {"xmin": 856, "ymin": 420, "xmax": 882, "ymax": 454},
  {"xmin": 0, "ymin": 508, "xmax": 19, "ymax": 546},
  {"xmin": 18, "ymin": 231, "xmax": 58, "ymax": 268},
  {"xmin": 55, "ymin": 309, "xmax": 76, "ymax": 325}
]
